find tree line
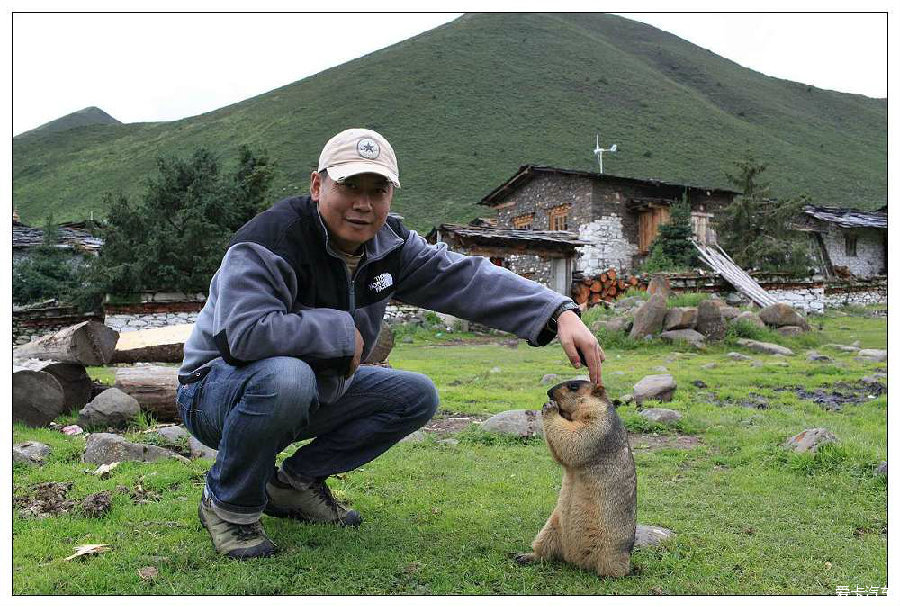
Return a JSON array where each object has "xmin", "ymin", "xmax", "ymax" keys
[{"xmin": 13, "ymin": 149, "xmax": 815, "ymax": 312}]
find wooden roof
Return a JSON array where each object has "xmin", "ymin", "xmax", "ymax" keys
[{"xmin": 428, "ymin": 224, "xmax": 588, "ymax": 252}]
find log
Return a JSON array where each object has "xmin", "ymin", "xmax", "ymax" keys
[
  {"xmin": 13, "ymin": 358, "xmax": 92, "ymax": 412},
  {"xmin": 589, "ymin": 281, "xmax": 603, "ymax": 293},
  {"xmin": 114, "ymin": 365, "xmax": 180, "ymax": 422},
  {"xmin": 618, "ymin": 280, "xmax": 627, "ymax": 291},
  {"xmin": 607, "ymin": 268, "xmax": 617, "ymax": 281},
  {"xmin": 13, "ymin": 320, "xmax": 119, "ymax": 366},
  {"xmin": 589, "ymin": 292, "xmax": 602, "ymax": 304},
  {"xmin": 13, "ymin": 366, "xmax": 66, "ymax": 427},
  {"xmin": 363, "ymin": 321, "xmax": 395, "ymax": 365},
  {"xmin": 573, "ymin": 283, "xmax": 590, "ymax": 305},
  {"xmin": 112, "ymin": 324, "xmax": 193, "ymax": 364},
  {"xmin": 599, "ymin": 273, "xmax": 608, "ymax": 283}
]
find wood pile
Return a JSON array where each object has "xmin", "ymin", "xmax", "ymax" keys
[{"xmin": 572, "ymin": 268, "xmax": 646, "ymax": 308}]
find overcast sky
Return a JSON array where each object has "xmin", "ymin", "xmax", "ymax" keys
[{"xmin": 11, "ymin": 11, "xmax": 888, "ymax": 136}]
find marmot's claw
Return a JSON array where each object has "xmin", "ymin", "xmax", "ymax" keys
[
  {"xmin": 542, "ymin": 401, "xmax": 558, "ymax": 415},
  {"xmin": 513, "ymin": 552, "xmax": 537, "ymax": 565}
]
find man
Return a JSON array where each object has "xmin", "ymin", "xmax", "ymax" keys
[{"xmin": 176, "ymin": 128, "xmax": 604, "ymax": 559}]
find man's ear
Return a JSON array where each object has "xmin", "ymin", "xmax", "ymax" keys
[{"xmin": 310, "ymin": 171, "xmax": 322, "ymax": 202}]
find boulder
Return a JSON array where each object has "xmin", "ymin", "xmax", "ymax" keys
[
  {"xmin": 13, "ymin": 441, "xmax": 52, "ymax": 466},
  {"xmin": 759, "ymin": 303, "xmax": 810, "ymax": 330},
  {"xmin": 857, "ymin": 349, "xmax": 887, "ymax": 363},
  {"xmin": 400, "ymin": 430, "xmax": 426, "ymax": 443},
  {"xmin": 663, "ymin": 307, "xmax": 697, "ymax": 331},
  {"xmin": 77, "ymin": 388, "xmax": 141, "ymax": 429},
  {"xmin": 605, "ymin": 317, "xmax": 633, "ymax": 333},
  {"xmin": 806, "ymin": 351, "xmax": 833, "ymax": 363},
  {"xmin": 633, "ymin": 374, "xmax": 677, "ymax": 405},
  {"xmin": 629, "ymin": 294, "xmax": 668, "ymax": 339},
  {"xmin": 825, "ymin": 344, "xmax": 860, "ymax": 353},
  {"xmin": 777, "ymin": 326, "xmax": 805, "ymax": 337},
  {"xmin": 82, "ymin": 433, "xmax": 190, "ymax": 465},
  {"xmin": 726, "ymin": 352, "xmax": 754, "ymax": 362},
  {"xmin": 189, "ymin": 437, "xmax": 218, "ymax": 460},
  {"xmin": 784, "ymin": 428, "xmax": 837, "ymax": 453},
  {"xmin": 718, "ymin": 306, "xmax": 741, "ymax": 321},
  {"xmin": 481, "ymin": 410, "xmax": 543, "ymax": 438},
  {"xmin": 659, "ymin": 329, "xmax": 705, "ymax": 348},
  {"xmin": 639, "ymin": 408, "xmax": 682, "ymax": 425},
  {"xmin": 736, "ymin": 339, "xmax": 794, "ymax": 356},
  {"xmin": 155, "ymin": 425, "xmax": 191, "ymax": 444},
  {"xmin": 646, "ymin": 276, "xmax": 672, "ymax": 299},
  {"xmin": 876, "ymin": 461, "xmax": 887, "ymax": 476},
  {"xmin": 12, "ymin": 367, "xmax": 65, "ymax": 427},
  {"xmin": 539, "ymin": 373, "xmax": 559, "ymax": 385},
  {"xmin": 635, "ymin": 525, "xmax": 676, "ymax": 549},
  {"xmin": 615, "ymin": 296, "xmax": 644, "ymax": 311},
  {"xmin": 731, "ymin": 311, "xmax": 765, "ymax": 329},
  {"xmin": 695, "ymin": 300, "xmax": 726, "ymax": 340},
  {"xmin": 700, "ymin": 363, "xmax": 717, "ymax": 370}
]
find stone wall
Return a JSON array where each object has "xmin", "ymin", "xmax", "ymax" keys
[
  {"xmin": 578, "ymin": 216, "xmax": 640, "ymax": 274},
  {"xmin": 102, "ymin": 292, "xmax": 205, "ymax": 333},
  {"xmin": 104, "ymin": 311, "xmax": 200, "ymax": 333},
  {"xmin": 823, "ymin": 277, "xmax": 887, "ymax": 308},
  {"xmin": 13, "ymin": 307, "xmax": 102, "ymax": 346},
  {"xmin": 495, "ymin": 173, "xmax": 594, "ymax": 230},
  {"xmin": 820, "ymin": 225, "xmax": 886, "ymax": 278},
  {"xmin": 504, "ymin": 253, "xmax": 553, "ymax": 286}
]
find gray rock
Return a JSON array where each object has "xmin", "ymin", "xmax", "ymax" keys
[
  {"xmin": 731, "ymin": 310, "xmax": 765, "ymax": 328},
  {"xmin": 437, "ymin": 438, "xmax": 460, "ymax": 446},
  {"xmin": 481, "ymin": 410, "xmax": 543, "ymax": 438},
  {"xmin": 695, "ymin": 300, "xmax": 726, "ymax": 341},
  {"xmin": 633, "ymin": 374, "xmax": 677, "ymax": 405},
  {"xmin": 652, "ymin": 366, "xmax": 668, "ymax": 373},
  {"xmin": 639, "ymin": 408, "xmax": 682, "ymax": 425},
  {"xmin": 615, "ymin": 296, "xmax": 644, "ymax": 311},
  {"xmin": 784, "ymin": 428, "xmax": 837, "ymax": 453},
  {"xmin": 590, "ymin": 320, "xmax": 609, "ymax": 332},
  {"xmin": 155, "ymin": 425, "xmax": 190, "ymax": 444},
  {"xmin": 189, "ymin": 436, "xmax": 218, "ymax": 460},
  {"xmin": 646, "ymin": 276, "xmax": 672, "ymax": 299},
  {"xmin": 726, "ymin": 352, "xmax": 754, "ymax": 362},
  {"xmin": 635, "ymin": 525, "xmax": 676, "ymax": 548},
  {"xmin": 605, "ymin": 317, "xmax": 633, "ymax": 333},
  {"xmin": 401, "ymin": 336, "xmax": 414, "ymax": 344},
  {"xmin": 777, "ymin": 326, "xmax": 806, "ymax": 337},
  {"xmin": 857, "ymin": 349, "xmax": 887, "ymax": 362},
  {"xmin": 719, "ymin": 306, "xmax": 741, "ymax": 321},
  {"xmin": 629, "ymin": 293, "xmax": 668, "ymax": 339},
  {"xmin": 663, "ymin": 307, "xmax": 697, "ymax": 331},
  {"xmin": 540, "ymin": 373, "xmax": 559, "ymax": 385},
  {"xmin": 736, "ymin": 339, "xmax": 794, "ymax": 356},
  {"xmin": 83, "ymin": 433, "xmax": 190, "ymax": 465},
  {"xmin": 77, "ymin": 388, "xmax": 141, "ymax": 429},
  {"xmin": 724, "ymin": 292, "xmax": 744, "ymax": 306},
  {"xmin": 860, "ymin": 374, "xmax": 887, "ymax": 385},
  {"xmin": 700, "ymin": 363, "xmax": 718, "ymax": 370},
  {"xmin": 659, "ymin": 329, "xmax": 706, "ymax": 347},
  {"xmin": 825, "ymin": 343, "xmax": 860, "ymax": 353},
  {"xmin": 13, "ymin": 441, "xmax": 52, "ymax": 465},
  {"xmin": 400, "ymin": 430, "xmax": 426, "ymax": 443},
  {"xmin": 806, "ymin": 351, "xmax": 833, "ymax": 363},
  {"xmin": 489, "ymin": 366, "xmax": 502, "ymax": 374},
  {"xmin": 759, "ymin": 303, "xmax": 809, "ymax": 330},
  {"xmin": 876, "ymin": 461, "xmax": 887, "ymax": 476}
]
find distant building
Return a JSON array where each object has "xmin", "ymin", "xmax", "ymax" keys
[
  {"xmin": 478, "ymin": 165, "xmax": 739, "ymax": 276},
  {"xmin": 12, "ymin": 217, "xmax": 104, "ymax": 264},
  {"xmin": 793, "ymin": 205, "xmax": 887, "ymax": 279}
]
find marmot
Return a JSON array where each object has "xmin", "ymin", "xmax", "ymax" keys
[{"xmin": 515, "ymin": 380, "xmax": 637, "ymax": 577}]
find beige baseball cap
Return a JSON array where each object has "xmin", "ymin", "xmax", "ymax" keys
[{"xmin": 317, "ymin": 128, "xmax": 400, "ymax": 188}]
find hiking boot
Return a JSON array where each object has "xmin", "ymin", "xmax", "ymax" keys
[
  {"xmin": 198, "ymin": 492, "xmax": 276, "ymax": 559},
  {"xmin": 264, "ymin": 469, "xmax": 362, "ymax": 527}
]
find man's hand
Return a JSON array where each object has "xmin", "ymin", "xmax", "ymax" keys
[
  {"xmin": 556, "ymin": 310, "xmax": 605, "ymax": 384},
  {"xmin": 347, "ymin": 328, "xmax": 365, "ymax": 377}
]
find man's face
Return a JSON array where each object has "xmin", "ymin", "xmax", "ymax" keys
[{"xmin": 311, "ymin": 171, "xmax": 393, "ymax": 254}]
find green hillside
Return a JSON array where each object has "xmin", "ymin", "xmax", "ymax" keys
[
  {"xmin": 12, "ymin": 13, "xmax": 886, "ymax": 232},
  {"xmin": 18, "ymin": 106, "xmax": 121, "ymax": 137}
]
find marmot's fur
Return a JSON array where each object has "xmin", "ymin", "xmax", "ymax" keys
[{"xmin": 516, "ymin": 380, "xmax": 637, "ymax": 577}]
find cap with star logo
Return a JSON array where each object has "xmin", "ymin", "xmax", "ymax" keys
[{"xmin": 317, "ymin": 128, "xmax": 400, "ymax": 188}]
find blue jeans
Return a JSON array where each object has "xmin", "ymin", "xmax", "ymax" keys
[{"xmin": 175, "ymin": 356, "xmax": 439, "ymax": 524}]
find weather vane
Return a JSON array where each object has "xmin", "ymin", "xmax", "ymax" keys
[{"xmin": 592, "ymin": 134, "xmax": 617, "ymax": 174}]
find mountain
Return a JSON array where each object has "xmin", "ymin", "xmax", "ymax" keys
[
  {"xmin": 17, "ymin": 106, "xmax": 121, "ymax": 138},
  {"xmin": 12, "ymin": 13, "xmax": 886, "ymax": 231}
]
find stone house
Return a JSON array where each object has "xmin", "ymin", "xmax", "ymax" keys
[
  {"xmin": 792, "ymin": 205, "xmax": 887, "ymax": 279},
  {"xmin": 426, "ymin": 223, "xmax": 586, "ymax": 295},
  {"xmin": 478, "ymin": 165, "xmax": 739, "ymax": 276}
]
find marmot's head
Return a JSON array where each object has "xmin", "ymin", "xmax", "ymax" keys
[{"xmin": 546, "ymin": 380, "xmax": 608, "ymax": 421}]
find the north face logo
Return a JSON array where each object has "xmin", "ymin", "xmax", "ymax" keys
[{"xmin": 369, "ymin": 273, "xmax": 393, "ymax": 293}]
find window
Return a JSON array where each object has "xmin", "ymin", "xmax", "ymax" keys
[
  {"xmin": 845, "ymin": 233, "xmax": 858, "ymax": 257},
  {"xmin": 549, "ymin": 205, "xmax": 570, "ymax": 231},
  {"xmin": 513, "ymin": 213, "xmax": 534, "ymax": 230}
]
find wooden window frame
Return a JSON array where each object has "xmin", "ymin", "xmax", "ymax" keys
[
  {"xmin": 549, "ymin": 205, "xmax": 571, "ymax": 231},
  {"xmin": 513, "ymin": 213, "xmax": 534, "ymax": 230},
  {"xmin": 845, "ymin": 233, "xmax": 858, "ymax": 257}
]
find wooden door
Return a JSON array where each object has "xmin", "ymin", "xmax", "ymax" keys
[{"xmin": 638, "ymin": 206, "xmax": 670, "ymax": 253}]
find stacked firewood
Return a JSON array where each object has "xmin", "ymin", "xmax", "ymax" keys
[{"xmin": 572, "ymin": 268, "xmax": 645, "ymax": 308}]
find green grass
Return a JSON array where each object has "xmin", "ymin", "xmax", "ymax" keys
[
  {"xmin": 13, "ymin": 13, "xmax": 886, "ymax": 230},
  {"xmin": 13, "ymin": 312, "xmax": 886, "ymax": 594}
]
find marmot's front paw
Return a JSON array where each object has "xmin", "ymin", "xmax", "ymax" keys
[
  {"xmin": 513, "ymin": 552, "xmax": 538, "ymax": 565},
  {"xmin": 542, "ymin": 401, "xmax": 558, "ymax": 416}
]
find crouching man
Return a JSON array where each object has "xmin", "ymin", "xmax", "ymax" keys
[{"xmin": 176, "ymin": 127, "xmax": 604, "ymax": 559}]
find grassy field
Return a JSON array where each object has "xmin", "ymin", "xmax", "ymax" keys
[{"xmin": 12, "ymin": 310, "xmax": 886, "ymax": 595}]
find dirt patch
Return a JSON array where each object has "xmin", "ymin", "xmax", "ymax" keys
[
  {"xmin": 777, "ymin": 380, "xmax": 885, "ymax": 412},
  {"xmin": 117, "ymin": 481, "xmax": 162, "ymax": 505},
  {"xmin": 698, "ymin": 391, "xmax": 770, "ymax": 410},
  {"xmin": 80, "ymin": 491, "xmax": 113, "ymax": 517},
  {"xmin": 428, "ymin": 337, "xmax": 519, "ymax": 347},
  {"xmin": 15, "ymin": 481, "xmax": 76, "ymax": 518},
  {"xmin": 628, "ymin": 433, "xmax": 700, "ymax": 451},
  {"xmin": 424, "ymin": 410, "xmax": 487, "ymax": 435}
]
